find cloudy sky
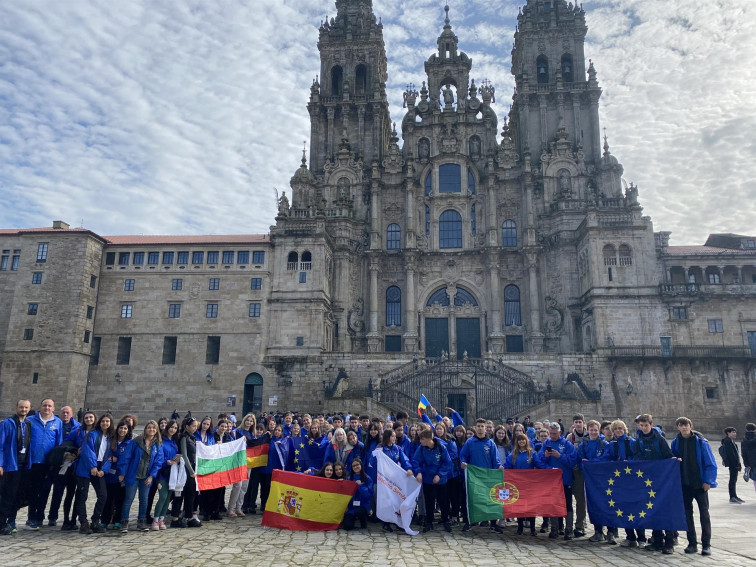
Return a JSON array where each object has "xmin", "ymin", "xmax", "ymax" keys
[{"xmin": 1, "ymin": 0, "xmax": 754, "ymax": 244}]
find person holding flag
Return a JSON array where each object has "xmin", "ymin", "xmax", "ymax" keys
[
  {"xmin": 368, "ymin": 429, "xmax": 414, "ymax": 532},
  {"xmin": 460, "ymin": 418, "xmax": 503, "ymax": 533},
  {"xmin": 505, "ymin": 433, "xmax": 545, "ymax": 536},
  {"xmin": 343, "ymin": 458, "xmax": 372, "ymax": 531},
  {"xmin": 538, "ymin": 422, "xmax": 577, "ymax": 540}
]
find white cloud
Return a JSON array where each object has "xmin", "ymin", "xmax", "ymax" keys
[{"xmin": 0, "ymin": 0, "xmax": 754, "ymax": 244}]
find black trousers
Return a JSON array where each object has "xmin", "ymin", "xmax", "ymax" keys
[
  {"xmin": 551, "ymin": 485, "xmax": 573, "ymax": 534},
  {"xmin": 200, "ymin": 487, "xmax": 223, "ymax": 517},
  {"xmin": 173, "ymin": 476, "xmax": 197, "ymax": 519},
  {"xmin": 48, "ymin": 468, "xmax": 77, "ymax": 522},
  {"xmin": 682, "ymin": 485, "xmax": 711, "ymax": 546},
  {"xmin": 422, "ymin": 483, "xmax": 449, "ymax": 525},
  {"xmin": 258, "ymin": 472, "xmax": 272, "ymax": 511},
  {"xmin": 342, "ymin": 507, "xmax": 368, "ymax": 530},
  {"xmin": 450, "ymin": 475, "xmax": 468, "ymax": 522},
  {"xmin": 74, "ymin": 474, "xmax": 107, "ymax": 525},
  {"xmin": 27, "ymin": 463, "xmax": 56, "ymax": 523},
  {"xmin": 146, "ymin": 479, "xmax": 158, "ymax": 518},
  {"xmin": 103, "ymin": 482, "xmax": 125, "ymax": 525},
  {"xmin": 625, "ymin": 528, "xmax": 647, "ymax": 542},
  {"xmin": 728, "ymin": 467, "xmax": 740, "ymax": 499},
  {"xmin": 0, "ymin": 470, "xmax": 22, "ymax": 527}
]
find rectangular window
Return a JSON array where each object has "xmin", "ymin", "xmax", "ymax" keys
[
  {"xmin": 148, "ymin": 252, "xmax": 159, "ymax": 265},
  {"xmin": 162, "ymin": 252, "xmax": 174, "ymax": 265},
  {"xmin": 385, "ymin": 335, "xmax": 402, "ymax": 352},
  {"xmin": 32, "ymin": 372, "xmax": 39, "ymax": 384},
  {"xmin": 162, "ymin": 336, "xmax": 177, "ymax": 365},
  {"xmin": 671, "ymin": 306, "xmax": 688, "ymax": 320},
  {"xmin": 37, "ymin": 243, "xmax": 48, "ymax": 262},
  {"xmin": 0, "ymin": 256, "xmax": 7, "ymax": 270},
  {"xmin": 299, "ymin": 272, "xmax": 306, "ymax": 283},
  {"xmin": 32, "ymin": 272, "xmax": 42, "ymax": 284},
  {"xmin": 90, "ymin": 275, "xmax": 97, "ymax": 288},
  {"xmin": 708, "ymin": 273, "xmax": 721, "ymax": 284},
  {"xmin": 124, "ymin": 279, "xmax": 135, "ymax": 291},
  {"xmin": 168, "ymin": 304, "xmax": 181, "ymax": 318},
  {"xmin": 705, "ymin": 387, "xmax": 718, "ymax": 400},
  {"xmin": 83, "ymin": 330, "xmax": 91, "ymax": 344},
  {"xmin": 249, "ymin": 303, "xmax": 261, "ymax": 317},
  {"xmin": 252, "ymin": 251, "xmax": 265, "ymax": 264},
  {"xmin": 86, "ymin": 305, "xmax": 94, "ymax": 319},
  {"xmin": 707, "ymin": 319, "xmax": 723, "ymax": 333},
  {"xmin": 105, "ymin": 252, "xmax": 116, "ymax": 266},
  {"xmin": 23, "ymin": 328, "xmax": 34, "ymax": 340},
  {"xmin": 177, "ymin": 251, "xmax": 189, "ymax": 265},
  {"xmin": 206, "ymin": 303, "xmax": 218, "ymax": 318},
  {"xmin": 237, "ymin": 251, "xmax": 250, "ymax": 264},
  {"xmin": 205, "ymin": 336, "xmax": 220, "ymax": 364},
  {"xmin": 209, "ymin": 278, "xmax": 220, "ymax": 290},
  {"xmin": 251, "ymin": 278, "xmax": 262, "ymax": 290},
  {"xmin": 171, "ymin": 278, "xmax": 182, "ymax": 291},
  {"xmin": 27, "ymin": 303, "xmax": 38, "ymax": 315},
  {"xmin": 192, "ymin": 251, "xmax": 204, "ymax": 264},
  {"xmin": 506, "ymin": 335, "xmax": 524, "ymax": 353},
  {"xmin": 91, "ymin": 337, "xmax": 101, "ymax": 365},
  {"xmin": 118, "ymin": 252, "xmax": 130, "ymax": 266},
  {"xmin": 116, "ymin": 337, "xmax": 132, "ymax": 365},
  {"xmin": 296, "ymin": 336, "xmax": 304, "ymax": 346},
  {"xmin": 207, "ymin": 251, "xmax": 219, "ymax": 264},
  {"xmin": 121, "ymin": 304, "xmax": 133, "ymax": 318},
  {"xmin": 133, "ymin": 252, "xmax": 144, "ymax": 265},
  {"xmin": 222, "ymin": 251, "xmax": 234, "ymax": 264},
  {"xmin": 11, "ymin": 255, "xmax": 20, "ymax": 270}
]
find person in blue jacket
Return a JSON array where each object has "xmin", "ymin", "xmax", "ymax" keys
[
  {"xmin": 102, "ymin": 420, "xmax": 133, "ymax": 530},
  {"xmin": 538, "ymin": 422, "xmax": 577, "ymax": 540},
  {"xmin": 576, "ymin": 420, "xmax": 614, "ymax": 544},
  {"xmin": 73, "ymin": 413, "xmax": 113, "ymax": 534},
  {"xmin": 393, "ymin": 421, "xmax": 412, "ymax": 457},
  {"xmin": 344, "ymin": 430, "xmax": 365, "ymax": 473},
  {"xmin": 505, "ymin": 433, "xmax": 545, "ymax": 536},
  {"xmin": 343, "ymin": 458, "xmax": 372, "ymax": 530},
  {"xmin": 434, "ymin": 422, "xmax": 459, "ymax": 525},
  {"xmin": 368, "ymin": 429, "xmax": 413, "ymax": 533},
  {"xmin": 47, "ymin": 405, "xmax": 79, "ymax": 529},
  {"xmin": 26, "ymin": 398, "xmax": 63, "ymax": 530},
  {"xmin": 671, "ymin": 416, "xmax": 717, "ymax": 556},
  {"xmin": 152, "ymin": 420, "xmax": 181, "ymax": 530},
  {"xmin": 412, "ymin": 429, "xmax": 453, "ymax": 533},
  {"xmin": 118, "ymin": 420, "xmax": 164, "ymax": 533},
  {"xmin": 460, "ymin": 418, "xmax": 503, "ymax": 533},
  {"xmin": 0, "ymin": 399, "xmax": 32, "ymax": 536}
]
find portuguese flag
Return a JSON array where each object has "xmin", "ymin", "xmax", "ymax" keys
[
  {"xmin": 466, "ymin": 465, "xmax": 566, "ymax": 524},
  {"xmin": 196, "ymin": 437, "xmax": 248, "ymax": 491},
  {"xmin": 262, "ymin": 470, "xmax": 357, "ymax": 531},
  {"xmin": 246, "ymin": 437, "xmax": 270, "ymax": 469}
]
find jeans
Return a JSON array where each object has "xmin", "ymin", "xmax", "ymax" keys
[
  {"xmin": 682, "ymin": 485, "xmax": 711, "ymax": 546},
  {"xmin": 121, "ymin": 478, "xmax": 152, "ymax": 521},
  {"xmin": 48, "ymin": 468, "xmax": 77, "ymax": 523},
  {"xmin": 154, "ymin": 479, "xmax": 173, "ymax": 519}
]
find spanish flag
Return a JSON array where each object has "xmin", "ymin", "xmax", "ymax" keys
[
  {"xmin": 262, "ymin": 470, "xmax": 357, "ymax": 531},
  {"xmin": 246, "ymin": 437, "xmax": 269, "ymax": 469},
  {"xmin": 417, "ymin": 394, "xmax": 430, "ymax": 417}
]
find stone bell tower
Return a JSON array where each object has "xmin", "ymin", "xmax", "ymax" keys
[{"xmin": 307, "ymin": 0, "xmax": 392, "ymax": 174}]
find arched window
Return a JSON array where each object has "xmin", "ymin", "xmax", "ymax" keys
[
  {"xmin": 425, "ymin": 205, "xmax": 430, "ymax": 235},
  {"xmin": 331, "ymin": 65, "xmax": 343, "ymax": 96},
  {"xmin": 301, "ymin": 251, "xmax": 312, "ymax": 270},
  {"xmin": 537, "ymin": 55, "xmax": 549, "ymax": 84},
  {"xmin": 386, "ymin": 286, "xmax": 402, "ymax": 326},
  {"xmin": 602, "ymin": 244, "xmax": 617, "ymax": 266},
  {"xmin": 468, "ymin": 168, "xmax": 476, "ymax": 194},
  {"xmin": 439, "ymin": 163, "xmax": 462, "ymax": 193},
  {"xmin": 386, "ymin": 224, "xmax": 401, "ymax": 250},
  {"xmin": 355, "ymin": 64, "xmax": 367, "ymax": 94},
  {"xmin": 561, "ymin": 54, "xmax": 573, "ymax": 82},
  {"xmin": 439, "ymin": 209, "xmax": 462, "ymax": 249},
  {"xmin": 454, "ymin": 287, "xmax": 478, "ymax": 306},
  {"xmin": 287, "ymin": 251, "xmax": 298, "ymax": 271},
  {"xmin": 504, "ymin": 285, "xmax": 521, "ymax": 326},
  {"xmin": 424, "ymin": 172, "xmax": 432, "ymax": 196},
  {"xmin": 426, "ymin": 288, "xmax": 450, "ymax": 307},
  {"xmin": 502, "ymin": 220, "xmax": 517, "ymax": 247},
  {"xmin": 618, "ymin": 244, "xmax": 632, "ymax": 266}
]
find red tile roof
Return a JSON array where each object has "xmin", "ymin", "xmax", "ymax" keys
[{"xmin": 103, "ymin": 234, "xmax": 270, "ymax": 246}]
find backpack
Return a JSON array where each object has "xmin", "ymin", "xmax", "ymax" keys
[
  {"xmin": 718, "ymin": 444, "xmax": 728, "ymax": 467},
  {"xmin": 45, "ymin": 441, "xmax": 78, "ymax": 467}
]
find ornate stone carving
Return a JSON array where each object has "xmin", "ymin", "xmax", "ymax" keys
[
  {"xmin": 347, "ymin": 297, "xmax": 364, "ymax": 336},
  {"xmin": 544, "ymin": 296, "xmax": 565, "ymax": 335},
  {"xmin": 384, "ymin": 202, "xmax": 402, "ymax": 221}
]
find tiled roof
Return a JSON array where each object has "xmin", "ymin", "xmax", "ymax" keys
[
  {"xmin": 0, "ymin": 227, "xmax": 90, "ymax": 234},
  {"xmin": 666, "ymin": 245, "xmax": 756, "ymax": 256},
  {"xmin": 104, "ymin": 234, "xmax": 270, "ymax": 246}
]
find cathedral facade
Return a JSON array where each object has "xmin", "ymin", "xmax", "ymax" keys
[{"xmin": 1, "ymin": 0, "xmax": 754, "ymax": 429}]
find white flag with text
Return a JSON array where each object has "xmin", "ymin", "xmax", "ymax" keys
[{"xmin": 374, "ymin": 449, "xmax": 421, "ymax": 536}]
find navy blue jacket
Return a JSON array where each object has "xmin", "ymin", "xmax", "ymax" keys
[
  {"xmin": 576, "ymin": 436, "xmax": 609, "ymax": 470},
  {"xmin": 74, "ymin": 430, "xmax": 113, "ymax": 479},
  {"xmin": 460, "ymin": 435, "xmax": 501, "ymax": 469},
  {"xmin": 411, "ymin": 438, "xmax": 453, "ymax": 485},
  {"xmin": 671, "ymin": 432, "xmax": 718, "ymax": 488},
  {"xmin": 538, "ymin": 436, "xmax": 577, "ymax": 485},
  {"xmin": 633, "ymin": 429, "xmax": 673, "ymax": 460},
  {"xmin": 505, "ymin": 450, "xmax": 545, "ymax": 469},
  {"xmin": 346, "ymin": 473, "xmax": 373, "ymax": 515},
  {"xmin": 602, "ymin": 434, "xmax": 636, "ymax": 462},
  {"xmin": 0, "ymin": 417, "xmax": 32, "ymax": 472}
]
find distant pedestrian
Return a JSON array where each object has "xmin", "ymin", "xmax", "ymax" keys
[{"xmin": 721, "ymin": 427, "xmax": 744, "ymax": 503}]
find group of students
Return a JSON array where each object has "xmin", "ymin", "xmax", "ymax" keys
[{"xmin": 0, "ymin": 397, "xmax": 745, "ymax": 557}]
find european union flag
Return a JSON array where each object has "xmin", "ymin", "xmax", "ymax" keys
[
  {"xmin": 584, "ymin": 460, "xmax": 687, "ymax": 531},
  {"xmin": 296, "ymin": 436, "xmax": 328, "ymax": 472}
]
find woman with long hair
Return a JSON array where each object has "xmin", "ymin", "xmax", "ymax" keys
[
  {"xmin": 152, "ymin": 419, "xmax": 181, "ymax": 530},
  {"xmin": 196, "ymin": 416, "xmax": 215, "ymax": 446},
  {"xmin": 369, "ymin": 429, "xmax": 413, "ymax": 532},
  {"xmin": 449, "ymin": 424, "xmax": 467, "ymax": 525},
  {"xmin": 199, "ymin": 420, "xmax": 232, "ymax": 521},
  {"xmin": 102, "ymin": 420, "xmax": 132, "ymax": 530},
  {"xmin": 72, "ymin": 412, "xmax": 113, "ymax": 534},
  {"xmin": 333, "ymin": 462, "xmax": 346, "ymax": 481},
  {"xmin": 175, "ymin": 417, "xmax": 201, "ymax": 528},
  {"xmin": 344, "ymin": 430, "xmax": 364, "ymax": 472},
  {"xmin": 316, "ymin": 462, "xmax": 334, "ymax": 478},
  {"xmin": 119, "ymin": 420, "xmax": 164, "ymax": 533},
  {"xmin": 364, "ymin": 423, "xmax": 381, "ymax": 457},
  {"xmin": 343, "ymin": 458, "xmax": 372, "ymax": 531},
  {"xmin": 324, "ymin": 427, "xmax": 352, "ymax": 465},
  {"xmin": 236, "ymin": 413, "xmax": 256, "ymax": 514},
  {"xmin": 505, "ymin": 433, "xmax": 544, "ymax": 535}
]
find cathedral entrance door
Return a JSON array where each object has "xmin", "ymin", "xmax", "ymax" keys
[
  {"xmin": 425, "ymin": 318, "xmax": 449, "ymax": 358},
  {"xmin": 243, "ymin": 373, "xmax": 263, "ymax": 415},
  {"xmin": 456, "ymin": 318, "xmax": 481, "ymax": 359}
]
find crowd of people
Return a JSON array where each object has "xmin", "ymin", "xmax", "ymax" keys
[{"xmin": 1, "ymin": 397, "xmax": 754, "ymax": 557}]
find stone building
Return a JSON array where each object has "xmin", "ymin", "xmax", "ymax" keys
[{"xmin": 1, "ymin": 0, "xmax": 754, "ymax": 430}]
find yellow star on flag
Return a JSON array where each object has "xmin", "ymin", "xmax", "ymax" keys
[
  {"xmin": 645, "ymin": 479, "xmax": 652, "ymax": 487},
  {"xmin": 627, "ymin": 514, "xmax": 635, "ymax": 522},
  {"xmin": 608, "ymin": 499, "xmax": 615, "ymax": 507},
  {"xmin": 648, "ymin": 490, "xmax": 656, "ymax": 498},
  {"xmin": 296, "ymin": 466, "xmax": 302, "ymax": 471},
  {"xmin": 624, "ymin": 466, "xmax": 632, "ymax": 474},
  {"xmin": 608, "ymin": 478, "xmax": 615, "ymax": 485},
  {"xmin": 293, "ymin": 458, "xmax": 298, "ymax": 463},
  {"xmin": 646, "ymin": 502, "xmax": 653, "ymax": 509},
  {"xmin": 295, "ymin": 449, "xmax": 300, "ymax": 455},
  {"xmin": 308, "ymin": 439, "xmax": 313, "ymax": 445},
  {"xmin": 614, "ymin": 470, "xmax": 621, "ymax": 477},
  {"xmin": 616, "ymin": 509, "xmax": 623, "ymax": 517},
  {"xmin": 639, "ymin": 511, "xmax": 646, "ymax": 518},
  {"xmin": 605, "ymin": 488, "xmax": 613, "ymax": 496},
  {"xmin": 636, "ymin": 470, "xmax": 644, "ymax": 478},
  {"xmin": 300, "ymin": 443, "xmax": 305, "ymax": 448}
]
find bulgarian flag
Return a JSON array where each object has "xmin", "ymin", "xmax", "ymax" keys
[
  {"xmin": 262, "ymin": 470, "xmax": 357, "ymax": 531},
  {"xmin": 466, "ymin": 465, "xmax": 566, "ymax": 524},
  {"xmin": 246, "ymin": 437, "xmax": 269, "ymax": 469},
  {"xmin": 196, "ymin": 437, "xmax": 248, "ymax": 491}
]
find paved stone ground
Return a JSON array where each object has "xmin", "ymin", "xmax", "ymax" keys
[{"xmin": 3, "ymin": 444, "xmax": 754, "ymax": 566}]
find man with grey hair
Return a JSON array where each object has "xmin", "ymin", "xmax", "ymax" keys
[{"xmin": 26, "ymin": 398, "xmax": 63, "ymax": 530}]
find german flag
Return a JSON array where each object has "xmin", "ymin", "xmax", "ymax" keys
[
  {"xmin": 246, "ymin": 437, "xmax": 269, "ymax": 469},
  {"xmin": 262, "ymin": 470, "xmax": 357, "ymax": 531}
]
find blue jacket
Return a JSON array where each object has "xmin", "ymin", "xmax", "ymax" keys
[
  {"xmin": 265, "ymin": 436, "xmax": 287, "ymax": 473},
  {"xmin": 105, "ymin": 438, "xmax": 132, "ymax": 484},
  {"xmin": 634, "ymin": 429, "xmax": 673, "ymax": 460},
  {"xmin": 441, "ymin": 439, "xmax": 460, "ymax": 478},
  {"xmin": 346, "ymin": 473, "xmax": 373, "ymax": 515},
  {"xmin": 0, "ymin": 417, "xmax": 32, "ymax": 472},
  {"xmin": 460, "ymin": 435, "xmax": 501, "ymax": 469},
  {"xmin": 28, "ymin": 414, "xmax": 63, "ymax": 465},
  {"xmin": 195, "ymin": 430, "xmax": 215, "ymax": 445},
  {"xmin": 74, "ymin": 430, "xmax": 113, "ymax": 478},
  {"xmin": 576, "ymin": 436, "xmax": 609, "ymax": 470},
  {"xmin": 367, "ymin": 444, "xmax": 412, "ymax": 484},
  {"xmin": 411, "ymin": 438, "xmax": 453, "ymax": 485},
  {"xmin": 324, "ymin": 442, "xmax": 352, "ymax": 466},
  {"xmin": 538, "ymin": 436, "xmax": 577, "ymax": 485},
  {"xmin": 505, "ymin": 450, "xmax": 545, "ymax": 469},
  {"xmin": 119, "ymin": 436, "xmax": 164, "ymax": 486},
  {"xmin": 603, "ymin": 434, "xmax": 636, "ymax": 462},
  {"xmin": 344, "ymin": 441, "xmax": 365, "ymax": 473},
  {"xmin": 159, "ymin": 438, "xmax": 179, "ymax": 480},
  {"xmin": 395, "ymin": 434, "xmax": 412, "ymax": 458},
  {"xmin": 671, "ymin": 432, "xmax": 718, "ymax": 488}
]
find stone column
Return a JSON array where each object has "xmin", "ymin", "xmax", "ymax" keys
[
  {"xmin": 589, "ymin": 92, "xmax": 601, "ymax": 161},
  {"xmin": 572, "ymin": 96, "xmax": 582, "ymax": 148},
  {"xmin": 447, "ymin": 286, "xmax": 458, "ymax": 359},
  {"xmin": 488, "ymin": 257, "xmax": 505, "ymax": 354},
  {"xmin": 327, "ymin": 107, "xmax": 335, "ymax": 159},
  {"xmin": 404, "ymin": 254, "xmax": 418, "ymax": 352},
  {"xmin": 525, "ymin": 249, "xmax": 544, "ymax": 353},
  {"xmin": 538, "ymin": 94, "xmax": 548, "ymax": 149},
  {"xmin": 357, "ymin": 106, "xmax": 365, "ymax": 156},
  {"xmin": 367, "ymin": 259, "xmax": 381, "ymax": 352}
]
